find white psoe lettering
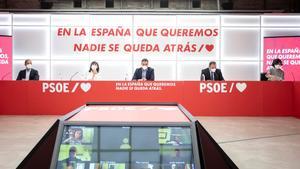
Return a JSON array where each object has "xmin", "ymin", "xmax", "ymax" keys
[
  {"xmin": 42, "ymin": 82, "xmax": 70, "ymax": 93},
  {"xmin": 200, "ymin": 83, "xmax": 228, "ymax": 93}
]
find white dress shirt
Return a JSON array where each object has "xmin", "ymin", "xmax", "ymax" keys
[
  {"xmin": 25, "ymin": 69, "xmax": 31, "ymax": 80},
  {"xmin": 86, "ymin": 72, "xmax": 101, "ymax": 80}
]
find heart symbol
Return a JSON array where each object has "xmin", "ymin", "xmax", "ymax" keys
[
  {"xmin": 80, "ymin": 82, "xmax": 91, "ymax": 92},
  {"xmin": 205, "ymin": 44, "xmax": 214, "ymax": 52},
  {"xmin": 236, "ymin": 83, "xmax": 247, "ymax": 93}
]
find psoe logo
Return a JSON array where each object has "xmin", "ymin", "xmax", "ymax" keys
[
  {"xmin": 200, "ymin": 82, "xmax": 247, "ymax": 93},
  {"xmin": 42, "ymin": 82, "xmax": 91, "ymax": 93}
]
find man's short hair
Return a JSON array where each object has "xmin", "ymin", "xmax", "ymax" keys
[
  {"xmin": 209, "ymin": 61, "xmax": 216, "ymax": 66},
  {"xmin": 272, "ymin": 58, "xmax": 283, "ymax": 67},
  {"xmin": 141, "ymin": 58, "xmax": 148, "ymax": 62},
  {"xmin": 69, "ymin": 146, "xmax": 77, "ymax": 153},
  {"xmin": 24, "ymin": 59, "xmax": 32, "ymax": 65}
]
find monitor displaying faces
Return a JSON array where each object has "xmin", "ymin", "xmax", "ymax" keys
[{"xmin": 56, "ymin": 126, "xmax": 195, "ymax": 169}]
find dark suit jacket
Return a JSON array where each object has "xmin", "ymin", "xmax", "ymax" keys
[
  {"xmin": 132, "ymin": 67, "xmax": 155, "ymax": 81},
  {"xmin": 201, "ymin": 68, "xmax": 224, "ymax": 81},
  {"xmin": 16, "ymin": 68, "xmax": 39, "ymax": 80}
]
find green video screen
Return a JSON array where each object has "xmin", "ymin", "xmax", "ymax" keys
[{"xmin": 158, "ymin": 127, "xmax": 191, "ymax": 145}]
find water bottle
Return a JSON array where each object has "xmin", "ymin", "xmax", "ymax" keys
[
  {"xmin": 201, "ymin": 74, "xmax": 205, "ymax": 81},
  {"xmin": 125, "ymin": 73, "xmax": 129, "ymax": 81}
]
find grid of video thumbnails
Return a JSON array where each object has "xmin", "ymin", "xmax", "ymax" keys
[{"xmin": 56, "ymin": 126, "xmax": 195, "ymax": 169}]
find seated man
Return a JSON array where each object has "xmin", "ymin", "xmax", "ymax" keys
[
  {"xmin": 16, "ymin": 59, "xmax": 39, "ymax": 80},
  {"xmin": 201, "ymin": 61, "xmax": 224, "ymax": 81},
  {"xmin": 59, "ymin": 146, "xmax": 83, "ymax": 169},
  {"xmin": 132, "ymin": 58, "xmax": 155, "ymax": 81}
]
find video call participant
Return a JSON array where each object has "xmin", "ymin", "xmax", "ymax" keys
[
  {"xmin": 63, "ymin": 128, "xmax": 83, "ymax": 145},
  {"xmin": 167, "ymin": 149, "xmax": 186, "ymax": 169},
  {"xmin": 266, "ymin": 58, "xmax": 284, "ymax": 81},
  {"xmin": 16, "ymin": 59, "xmax": 39, "ymax": 80},
  {"xmin": 132, "ymin": 58, "xmax": 155, "ymax": 81},
  {"xmin": 167, "ymin": 136, "xmax": 183, "ymax": 146},
  {"xmin": 201, "ymin": 61, "xmax": 224, "ymax": 81},
  {"xmin": 59, "ymin": 146, "xmax": 83, "ymax": 169},
  {"xmin": 87, "ymin": 61, "xmax": 100, "ymax": 80}
]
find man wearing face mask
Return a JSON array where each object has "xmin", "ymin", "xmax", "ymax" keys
[
  {"xmin": 16, "ymin": 59, "xmax": 39, "ymax": 80},
  {"xmin": 266, "ymin": 58, "xmax": 284, "ymax": 81},
  {"xmin": 201, "ymin": 61, "xmax": 224, "ymax": 81},
  {"xmin": 132, "ymin": 58, "xmax": 155, "ymax": 81}
]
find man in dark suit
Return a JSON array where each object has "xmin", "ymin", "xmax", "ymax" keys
[
  {"xmin": 58, "ymin": 146, "xmax": 83, "ymax": 169},
  {"xmin": 132, "ymin": 58, "xmax": 155, "ymax": 81},
  {"xmin": 16, "ymin": 59, "xmax": 39, "ymax": 80},
  {"xmin": 201, "ymin": 61, "xmax": 224, "ymax": 81}
]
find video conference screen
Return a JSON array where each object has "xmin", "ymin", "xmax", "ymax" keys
[{"xmin": 56, "ymin": 126, "xmax": 195, "ymax": 169}]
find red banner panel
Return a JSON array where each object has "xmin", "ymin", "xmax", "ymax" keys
[
  {"xmin": 0, "ymin": 81, "xmax": 297, "ymax": 117},
  {"xmin": 0, "ymin": 36, "xmax": 12, "ymax": 80}
]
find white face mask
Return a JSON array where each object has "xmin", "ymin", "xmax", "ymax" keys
[
  {"xmin": 211, "ymin": 68, "xmax": 216, "ymax": 73},
  {"xmin": 91, "ymin": 65, "xmax": 98, "ymax": 71},
  {"xmin": 275, "ymin": 65, "xmax": 281, "ymax": 69},
  {"xmin": 26, "ymin": 64, "xmax": 32, "ymax": 70},
  {"xmin": 142, "ymin": 65, "xmax": 148, "ymax": 70}
]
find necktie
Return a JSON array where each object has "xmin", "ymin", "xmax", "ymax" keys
[{"xmin": 211, "ymin": 72, "xmax": 214, "ymax": 80}]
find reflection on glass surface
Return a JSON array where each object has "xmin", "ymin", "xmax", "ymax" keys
[{"xmin": 56, "ymin": 126, "xmax": 194, "ymax": 169}]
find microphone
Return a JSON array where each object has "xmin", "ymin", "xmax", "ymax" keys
[
  {"xmin": 70, "ymin": 72, "xmax": 79, "ymax": 81},
  {"xmin": 201, "ymin": 74, "xmax": 205, "ymax": 81},
  {"xmin": 125, "ymin": 73, "xmax": 130, "ymax": 81},
  {"xmin": 58, "ymin": 72, "xmax": 62, "ymax": 80},
  {"xmin": 1, "ymin": 72, "xmax": 11, "ymax": 80}
]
